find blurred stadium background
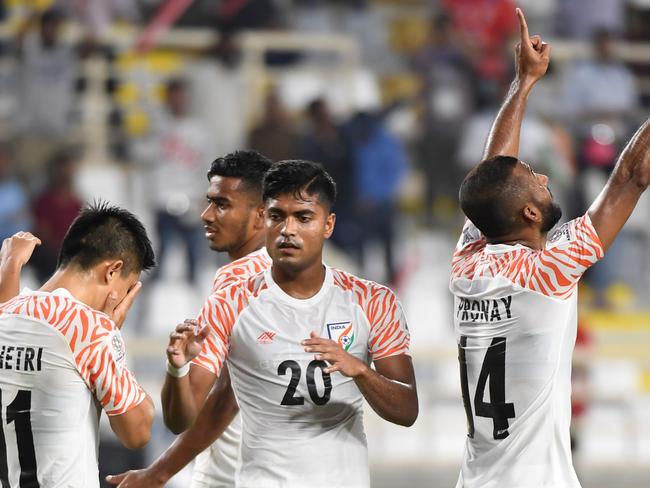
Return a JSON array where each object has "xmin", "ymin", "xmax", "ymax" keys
[{"xmin": 2, "ymin": 0, "xmax": 650, "ymax": 486}]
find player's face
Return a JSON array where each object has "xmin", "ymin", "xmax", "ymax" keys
[
  {"xmin": 201, "ymin": 176, "xmax": 261, "ymax": 252},
  {"xmin": 110, "ymin": 271, "xmax": 141, "ymax": 304},
  {"xmin": 519, "ymin": 161, "xmax": 562, "ymax": 232},
  {"xmin": 265, "ymin": 192, "xmax": 335, "ymax": 273}
]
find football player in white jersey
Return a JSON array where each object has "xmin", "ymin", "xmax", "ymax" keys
[
  {"xmin": 0, "ymin": 202, "xmax": 155, "ymax": 487},
  {"xmin": 451, "ymin": 8, "xmax": 650, "ymax": 488},
  {"xmin": 161, "ymin": 150, "xmax": 273, "ymax": 488},
  {"xmin": 107, "ymin": 160, "xmax": 418, "ymax": 488}
]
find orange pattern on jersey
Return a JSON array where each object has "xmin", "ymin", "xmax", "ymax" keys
[
  {"xmin": 451, "ymin": 215, "xmax": 604, "ymax": 299},
  {"xmin": 331, "ymin": 269, "xmax": 410, "ymax": 360},
  {"xmin": 193, "ymin": 273, "xmax": 269, "ymax": 375},
  {"xmin": 211, "ymin": 249, "xmax": 272, "ymax": 294},
  {"xmin": 0, "ymin": 293, "xmax": 145, "ymax": 416}
]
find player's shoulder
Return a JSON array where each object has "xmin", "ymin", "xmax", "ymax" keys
[
  {"xmin": 209, "ymin": 268, "xmax": 269, "ymax": 305},
  {"xmin": 331, "ymin": 268, "xmax": 399, "ymax": 304},
  {"xmin": 212, "ymin": 248, "xmax": 272, "ymax": 292},
  {"xmin": 545, "ymin": 214, "xmax": 601, "ymax": 250}
]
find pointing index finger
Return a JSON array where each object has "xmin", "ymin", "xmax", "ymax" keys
[{"xmin": 516, "ymin": 8, "xmax": 529, "ymax": 43}]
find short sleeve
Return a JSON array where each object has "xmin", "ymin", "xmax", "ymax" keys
[
  {"xmin": 191, "ymin": 290, "xmax": 239, "ymax": 376},
  {"xmin": 73, "ymin": 314, "xmax": 146, "ymax": 416},
  {"xmin": 366, "ymin": 287, "xmax": 411, "ymax": 361},
  {"xmin": 453, "ymin": 220, "xmax": 486, "ymax": 260}
]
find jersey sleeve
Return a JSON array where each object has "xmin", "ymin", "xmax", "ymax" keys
[
  {"xmin": 365, "ymin": 287, "xmax": 411, "ymax": 360},
  {"xmin": 72, "ymin": 311, "xmax": 146, "ymax": 416},
  {"xmin": 453, "ymin": 220, "xmax": 487, "ymax": 261},
  {"xmin": 527, "ymin": 213, "xmax": 604, "ymax": 298},
  {"xmin": 191, "ymin": 287, "xmax": 242, "ymax": 375}
]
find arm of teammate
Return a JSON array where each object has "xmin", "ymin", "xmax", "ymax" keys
[
  {"xmin": 108, "ymin": 394, "xmax": 155, "ymax": 449},
  {"xmin": 303, "ymin": 332, "xmax": 418, "ymax": 426},
  {"xmin": 106, "ymin": 372, "xmax": 239, "ymax": 487},
  {"xmin": 0, "ymin": 232, "xmax": 41, "ymax": 302},
  {"xmin": 587, "ymin": 119, "xmax": 650, "ymax": 252},
  {"xmin": 482, "ymin": 8, "xmax": 550, "ymax": 161},
  {"xmin": 160, "ymin": 319, "xmax": 216, "ymax": 433}
]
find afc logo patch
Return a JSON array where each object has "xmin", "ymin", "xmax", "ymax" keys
[
  {"xmin": 111, "ymin": 334, "xmax": 126, "ymax": 366},
  {"xmin": 548, "ymin": 222, "xmax": 572, "ymax": 244}
]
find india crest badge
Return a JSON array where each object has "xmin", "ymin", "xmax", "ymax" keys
[{"xmin": 326, "ymin": 321, "xmax": 355, "ymax": 351}]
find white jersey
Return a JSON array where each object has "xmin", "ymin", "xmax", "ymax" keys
[
  {"xmin": 196, "ymin": 266, "xmax": 410, "ymax": 488},
  {"xmin": 450, "ymin": 214, "xmax": 604, "ymax": 488},
  {"xmin": 0, "ymin": 288, "xmax": 145, "ymax": 488},
  {"xmin": 191, "ymin": 248, "xmax": 272, "ymax": 488}
]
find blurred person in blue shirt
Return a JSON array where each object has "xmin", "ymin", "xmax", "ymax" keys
[
  {"xmin": 345, "ymin": 112, "xmax": 408, "ymax": 285},
  {"xmin": 0, "ymin": 145, "xmax": 31, "ymax": 240}
]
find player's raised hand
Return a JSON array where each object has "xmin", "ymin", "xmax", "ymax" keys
[
  {"xmin": 303, "ymin": 331, "xmax": 368, "ymax": 377},
  {"xmin": 515, "ymin": 8, "xmax": 550, "ymax": 84},
  {"xmin": 0, "ymin": 231, "xmax": 41, "ymax": 269},
  {"xmin": 166, "ymin": 319, "xmax": 210, "ymax": 368},
  {"xmin": 106, "ymin": 469, "xmax": 164, "ymax": 487},
  {"xmin": 102, "ymin": 281, "xmax": 142, "ymax": 329}
]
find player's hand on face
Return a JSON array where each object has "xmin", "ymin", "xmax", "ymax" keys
[
  {"xmin": 105, "ymin": 469, "xmax": 164, "ymax": 487},
  {"xmin": 515, "ymin": 8, "xmax": 550, "ymax": 83},
  {"xmin": 166, "ymin": 319, "xmax": 210, "ymax": 368},
  {"xmin": 0, "ymin": 231, "xmax": 41, "ymax": 269},
  {"xmin": 303, "ymin": 331, "xmax": 368, "ymax": 377},
  {"xmin": 102, "ymin": 281, "xmax": 142, "ymax": 330}
]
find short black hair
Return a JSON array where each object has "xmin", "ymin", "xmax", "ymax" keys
[
  {"xmin": 459, "ymin": 156, "xmax": 525, "ymax": 238},
  {"xmin": 207, "ymin": 150, "xmax": 273, "ymax": 197},
  {"xmin": 262, "ymin": 160, "xmax": 336, "ymax": 209},
  {"xmin": 58, "ymin": 201, "xmax": 155, "ymax": 275}
]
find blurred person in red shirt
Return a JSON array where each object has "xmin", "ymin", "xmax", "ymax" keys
[{"xmin": 30, "ymin": 149, "xmax": 84, "ymax": 282}]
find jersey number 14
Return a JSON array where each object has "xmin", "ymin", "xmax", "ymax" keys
[{"xmin": 459, "ymin": 336, "xmax": 515, "ymax": 440}]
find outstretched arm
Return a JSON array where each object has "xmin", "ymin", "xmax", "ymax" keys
[
  {"xmin": 588, "ymin": 119, "xmax": 650, "ymax": 252},
  {"xmin": 483, "ymin": 8, "xmax": 550, "ymax": 160}
]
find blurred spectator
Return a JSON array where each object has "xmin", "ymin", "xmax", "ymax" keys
[
  {"xmin": 216, "ymin": 0, "xmax": 280, "ymax": 31},
  {"xmin": 30, "ymin": 149, "xmax": 84, "ymax": 282},
  {"xmin": 0, "ymin": 146, "xmax": 31, "ymax": 240},
  {"xmin": 412, "ymin": 13, "xmax": 473, "ymax": 226},
  {"xmin": 299, "ymin": 98, "xmax": 356, "ymax": 253},
  {"xmin": 13, "ymin": 8, "xmax": 80, "ymax": 193},
  {"xmin": 556, "ymin": 0, "xmax": 626, "ymax": 39},
  {"xmin": 187, "ymin": 31, "xmax": 247, "ymax": 157},
  {"xmin": 442, "ymin": 0, "xmax": 518, "ymax": 87},
  {"xmin": 248, "ymin": 91, "xmax": 298, "ymax": 162},
  {"xmin": 149, "ymin": 78, "xmax": 209, "ymax": 285},
  {"xmin": 345, "ymin": 112, "xmax": 408, "ymax": 286}
]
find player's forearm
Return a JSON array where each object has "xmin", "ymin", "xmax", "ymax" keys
[
  {"xmin": 482, "ymin": 77, "xmax": 535, "ymax": 161},
  {"xmin": 354, "ymin": 365, "xmax": 418, "ymax": 427},
  {"xmin": 161, "ymin": 374, "xmax": 199, "ymax": 433},
  {"xmin": 0, "ymin": 259, "xmax": 22, "ymax": 303},
  {"xmin": 609, "ymin": 119, "xmax": 650, "ymax": 190}
]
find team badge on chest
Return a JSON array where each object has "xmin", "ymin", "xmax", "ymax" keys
[{"xmin": 326, "ymin": 321, "xmax": 355, "ymax": 351}]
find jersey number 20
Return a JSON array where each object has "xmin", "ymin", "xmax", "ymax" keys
[
  {"xmin": 459, "ymin": 336, "xmax": 515, "ymax": 440},
  {"xmin": 0, "ymin": 388, "xmax": 39, "ymax": 487},
  {"xmin": 278, "ymin": 360, "xmax": 332, "ymax": 406}
]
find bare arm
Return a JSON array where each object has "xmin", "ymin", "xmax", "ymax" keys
[
  {"xmin": 483, "ymin": 8, "xmax": 550, "ymax": 161},
  {"xmin": 588, "ymin": 119, "xmax": 650, "ymax": 252},
  {"xmin": 108, "ymin": 394, "xmax": 155, "ymax": 449},
  {"xmin": 0, "ymin": 232, "xmax": 41, "ymax": 303},
  {"xmin": 303, "ymin": 332, "xmax": 418, "ymax": 427},
  {"xmin": 106, "ymin": 376, "xmax": 239, "ymax": 487}
]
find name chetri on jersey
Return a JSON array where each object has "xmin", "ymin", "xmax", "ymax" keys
[
  {"xmin": 0, "ymin": 288, "xmax": 145, "ymax": 488},
  {"xmin": 450, "ymin": 214, "xmax": 603, "ymax": 488},
  {"xmin": 196, "ymin": 265, "xmax": 410, "ymax": 488}
]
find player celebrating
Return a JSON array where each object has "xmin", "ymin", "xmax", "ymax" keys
[
  {"xmin": 0, "ymin": 202, "xmax": 155, "ymax": 487},
  {"xmin": 107, "ymin": 160, "xmax": 418, "ymax": 488},
  {"xmin": 451, "ymin": 8, "xmax": 650, "ymax": 487},
  {"xmin": 161, "ymin": 150, "xmax": 272, "ymax": 487}
]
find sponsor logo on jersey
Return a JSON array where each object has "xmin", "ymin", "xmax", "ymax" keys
[
  {"xmin": 257, "ymin": 331, "xmax": 277, "ymax": 344},
  {"xmin": 327, "ymin": 321, "xmax": 355, "ymax": 351}
]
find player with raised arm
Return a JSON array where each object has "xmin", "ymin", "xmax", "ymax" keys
[
  {"xmin": 161, "ymin": 150, "xmax": 272, "ymax": 488},
  {"xmin": 451, "ymin": 8, "xmax": 650, "ymax": 487},
  {"xmin": 0, "ymin": 231, "xmax": 41, "ymax": 303},
  {"xmin": 107, "ymin": 160, "xmax": 418, "ymax": 488},
  {"xmin": 0, "ymin": 202, "xmax": 156, "ymax": 487}
]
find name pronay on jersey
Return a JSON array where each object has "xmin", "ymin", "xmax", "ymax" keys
[{"xmin": 456, "ymin": 296, "xmax": 512, "ymax": 323}]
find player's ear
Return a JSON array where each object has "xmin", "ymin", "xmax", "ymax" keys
[
  {"xmin": 253, "ymin": 203, "xmax": 265, "ymax": 230},
  {"xmin": 324, "ymin": 212, "xmax": 336, "ymax": 239},
  {"xmin": 522, "ymin": 204, "xmax": 541, "ymax": 225},
  {"xmin": 104, "ymin": 260, "xmax": 124, "ymax": 284}
]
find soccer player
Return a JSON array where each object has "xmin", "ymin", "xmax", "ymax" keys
[
  {"xmin": 0, "ymin": 202, "xmax": 156, "ymax": 487},
  {"xmin": 0, "ymin": 231, "xmax": 41, "ymax": 303},
  {"xmin": 107, "ymin": 160, "xmax": 418, "ymax": 487},
  {"xmin": 161, "ymin": 150, "xmax": 272, "ymax": 487},
  {"xmin": 451, "ymin": 8, "xmax": 650, "ymax": 487}
]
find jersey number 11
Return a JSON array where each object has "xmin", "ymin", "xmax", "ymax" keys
[{"xmin": 459, "ymin": 336, "xmax": 515, "ymax": 440}]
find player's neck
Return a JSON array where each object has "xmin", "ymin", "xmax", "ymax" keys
[
  {"xmin": 40, "ymin": 268, "xmax": 104, "ymax": 311},
  {"xmin": 271, "ymin": 260, "xmax": 326, "ymax": 300},
  {"xmin": 228, "ymin": 231, "xmax": 265, "ymax": 261},
  {"xmin": 487, "ymin": 230, "xmax": 545, "ymax": 250}
]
